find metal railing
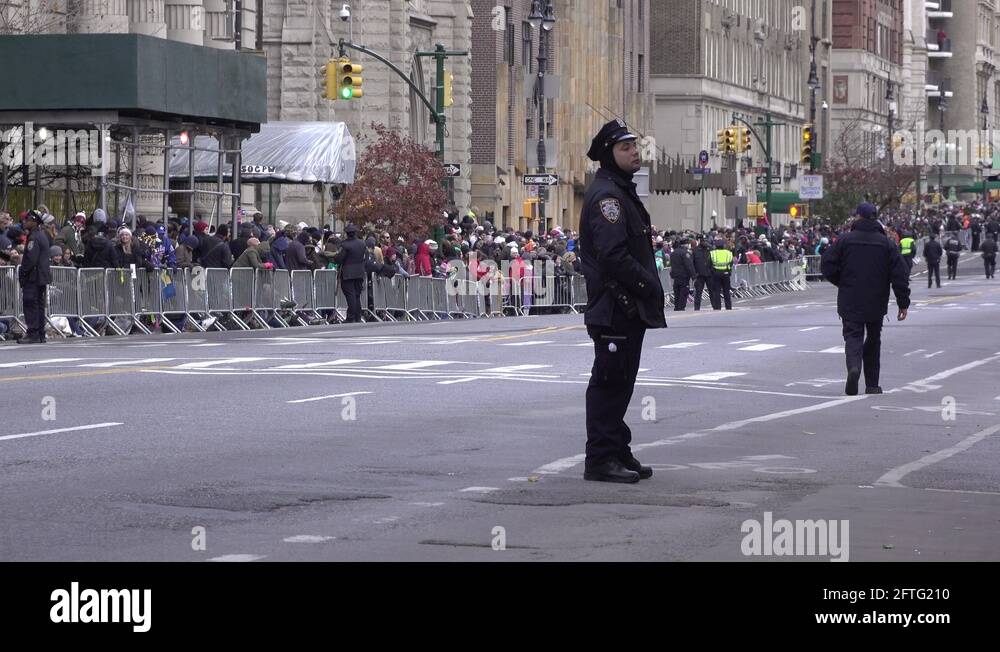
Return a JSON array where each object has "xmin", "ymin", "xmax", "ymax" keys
[{"xmin": 0, "ymin": 259, "xmax": 808, "ymax": 338}]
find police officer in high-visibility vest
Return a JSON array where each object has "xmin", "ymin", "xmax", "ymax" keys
[
  {"xmin": 708, "ymin": 240, "xmax": 733, "ymax": 310},
  {"xmin": 899, "ymin": 233, "xmax": 915, "ymax": 274}
]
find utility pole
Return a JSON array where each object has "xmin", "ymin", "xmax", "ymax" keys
[
  {"xmin": 529, "ymin": 1, "xmax": 556, "ymax": 234},
  {"xmin": 732, "ymin": 112, "xmax": 783, "ymax": 226}
]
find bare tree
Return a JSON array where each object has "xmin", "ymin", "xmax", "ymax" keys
[{"xmin": 0, "ymin": 0, "xmax": 69, "ymax": 35}]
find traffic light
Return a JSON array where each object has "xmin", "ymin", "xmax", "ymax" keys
[
  {"xmin": 717, "ymin": 129, "xmax": 727, "ymax": 153},
  {"xmin": 741, "ymin": 128, "xmax": 752, "ymax": 155},
  {"xmin": 789, "ymin": 204, "xmax": 799, "ymax": 218},
  {"xmin": 321, "ymin": 60, "xmax": 338, "ymax": 100},
  {"xmin": 801, "ymin": 124, "xmax": 814, "ymax": 167},
  {"xmin": 723, "ymin": 128, "xmax": 737, "ymax": 154},
  {"xmin": 338, "ymin": 57, "xmax": 363, "ymax": 100},
  {"xmin": 443, "ymin": 69, "xmax": 454, "ymax": 107}
]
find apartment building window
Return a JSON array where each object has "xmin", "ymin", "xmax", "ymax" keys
[
  {"xmin": 638, "ymin": 53, "xmax": 645, "ymax": 91},
  {"xmin": 504, "ymin": 8, "xmax": 514, "ymax": 65},
  {"xmin": 522, "ymin": 21, "xmax": 533, "ymax": 72}
]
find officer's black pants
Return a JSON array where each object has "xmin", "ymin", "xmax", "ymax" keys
[
  {"xmin": 973, "ymin": 234, "xmax": 980, "ymax": 251},
  {"xmin": 672, "ymin": 280, "xmax": 689, "ymax": 310},
  {"xmin": 927, "ymin": 261, "xmax": 941, "ymax": 287},
  {"xmin": 21, "ymin": 284, "xmax": 47, "ymax": 341},
  {"xmin": 947, "ymin": 254, "xmax": 959, "ymax": 279},
  {"xmin": 904, "ymin": 255, "xmax": 914, "ymax": 275},
  {"xmin": 985, "ymin": 254, "xmax": 996, "ymax": 278},
  {"xmin": 709, "ymin": 272, "xmax": 732, "ymax": 310},
  {"xmin": 842, "ymin": 320, "xmax": 882, "ymax": 389},
  {"xmin": 585, "ymin": 318, "xmax": 646, "ymax": 469},
  {"xmin": 693, "ymin": 276, "xmax": 708, "ymax": 310},
  {"xmin": 341, "ymin": 278, "xmax": 363, "ymax": 322}
]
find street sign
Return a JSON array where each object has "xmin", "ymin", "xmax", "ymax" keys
[
  {"xmin": 756, "ymin": 175, "xmax": 781, "ymax": 189},
  {"xmin": 799, "ymin": 174, "xmax": 824, "ymax": 200},
  {"xmin": 527, "ymin": 185, "xmax": 539, "ymax": 198},
  {"xmin": 699, "ymin": 150, "xmax": 709, "ymax": 166},
  {"xmin": 523, "ymin": 174, "xmax": 559, "ymax": 186},
  {"xmin": 443, "ymin": 163, "xmax": 462, "ymax": 177}
]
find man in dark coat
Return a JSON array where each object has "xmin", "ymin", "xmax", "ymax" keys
[
  {"xmin": 669, "ymin": 238, "xmax": 696, "ymax": 310},
  {"xmin": 83, "ymin": 226, "xmax": 116, "ymax": 268},
  {"xmin": 334, "ymin": 223, "xmax": 367, "ymax": 323},
  {"xmin": 944, "ymin": 233, "xmax": 962, "ymax": 280},
  {"xmin": 17, "ymin": 211, "xmax": 53, "ymax": 343},
  {"xmin": 922, "ymin": 233, "xmax": 943, "ymax": 288},
  {"xmin": 285, "ymin": 231, "xmax": 313, "ymax": 271},
  {"xmin": 821, "ymin": 203, "xmax": 911, "ymax": 396},
  {"xmin": 579, "ymin": 118, "xmax": 666, "ymax": 483},
  {"xmin": 692, "ymin": 238, "xmax": 713, "ymax": 311},
  {"xmin": 981, "ymin": 234, "xmax": 997, "ymax": 279},
  {"xmin": 198, "ymin": 229, "xmax": 234, "ymax": 268}
]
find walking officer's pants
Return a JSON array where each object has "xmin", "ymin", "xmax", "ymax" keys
[
  {"xmin": 709, "ymin": 271, "xmax": 732, "ymax": 310},
  {"xmin": 585, "ymin": 317, "xmax": 646, "ymax": 469}
]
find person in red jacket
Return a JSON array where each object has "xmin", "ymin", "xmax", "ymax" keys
[{"xmin": 415, "ymin": 240, "xmax": 433, "ymax": 276}]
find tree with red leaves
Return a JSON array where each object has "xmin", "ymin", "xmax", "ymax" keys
[{"xmin": 339, "ymin": 123, "xmax": 447, "ymax": 241}]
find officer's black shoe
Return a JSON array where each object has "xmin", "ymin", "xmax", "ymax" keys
[
  {"xmin": 620, "ymin": 455, "xmax": 653, "ymax": 479},
  {"xmin": 865, "ymin": 386, "xmax": 883, "ymax": 394},
  {"xmin": 584, "ymin": 460, "xmax": 640, "ymax": 484},
  {"xmin": 845, "ymin": 368, "xmax": 861, "ymax": 396},
  {"xmin": 16, "ymin": 337, "xmax": 41, "ymax": 344}
]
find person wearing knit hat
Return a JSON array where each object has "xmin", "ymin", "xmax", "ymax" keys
[{"xmin": 194, "ymin": 221, "xmax": 209, "ymax": 233}]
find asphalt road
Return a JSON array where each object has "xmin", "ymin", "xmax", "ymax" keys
[{"xmin": 1, "ymin": 251, "xmax": 998, "ymax": 562}]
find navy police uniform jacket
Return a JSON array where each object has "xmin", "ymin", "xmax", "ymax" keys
[
  {"xmin": 579, "ymin": 167, "xmax": 666, "ymax": 329},
  {"xmin": 18, "ymin": 228, "xmax": 52, "ymax": 287}
]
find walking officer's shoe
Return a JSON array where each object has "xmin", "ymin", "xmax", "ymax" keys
[
  {"xmin": 620, "ymin": 455, "xmax": 653, "ymax": 479},
  {"xmin": 865, "ymin": 386, "xmax": 883, "ymax": 394},
  {"xmin": 584, "ymin": 460, "xmax": 640, "ymax": 484},
  {"xmin": 845, "ymin": 368, "xmax": 861, "ymax": 396}
]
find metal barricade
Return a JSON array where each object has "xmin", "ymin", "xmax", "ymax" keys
[
  {"xmin": 804, "ymin": 255, "xmax": 823, "ymax": 280},
  {"xmin": 105, "ymin": 268, "xmax": 150, "ymax": 334},
  {"xmin": 429, "ymin": 276, "xmax": 450, "ymax": 318},
  {"xmin": 77, "ymin": 267, "xmax": 112, "ymax": 335},
  {"xmin": 0, "ymin": 266, "xmax": 24, "ymax": 335},
  {"xmin": 479, "ymin": 273, "xmax": 503, "ymax": 317},
  {"xmin": 374, "ymin": 275, "xmax": 408, "ymax": 321},
  {"xmin": 208, "ymin": 268, "xmax": 249, "ymax": 330},
  {"xmin": 157, "ymin": 268, "xmax": 189, "ymax": 333},
  {"xmin": 405, "ymin": 275, "xmax": 433, "ymax": 320},
  {"xmin": 313, "ymin": 268, "xmax": 341, "ymax": 322},
  {"xmin": 570, "ymin": 275, "xmax": 588, "ymax": 311},
  {"xmin": 291, "ymin": 269, "xmax": 320, "ymax": 322},
  {"xmin": 46, "ymin": 266, "xmax": 84, "ymax": 338},
  {"xmin": 133, "ymin": 269, "xmax": 164, "ymax": 330}
]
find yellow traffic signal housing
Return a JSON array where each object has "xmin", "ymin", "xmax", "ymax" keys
[
  {"xmin": 444, "ymin": 70, "xmax": 454, "ymax": 107},
  {"xmin": 338, "ymin": 58, "xmax": 363, "ymax": 99},
  {"xmin": 723, "ymin": 128, "xmax": 737, "ymax": 154},
  {"xmin": 801, "ymin": 124, "xmax": 814, "ymax": 166},
  {"xmin": 717, "ymin": 129, "xmax": 727, "ymax": 153},
  {"xmin": 741, "ymin": 128, "xmax": 752, "ymax": 155},
  {"xmin": 789, "ymin": 204, "xmax": 799, "ymax": 218},
  {"xmin": 321, "ymin": 60, "xmax": 338, "ymax": 100}
]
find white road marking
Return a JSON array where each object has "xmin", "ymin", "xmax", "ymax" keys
[
  {"xmin": 798, "ymin": 327, "xmax": 824, "ymax": 332},
  {"xmin": 901, "ymin": 355, "xmax": 1000, "ymax": 392},
  {"xmin": 980, "ymin": 303, "xmax": 997, "ymax": 307},
  {"xmin": 903, "ymin": 349, "xmax": 927, "ymax": 357},
  {"xmin": 208, "ymin": 554, "xmax": 267, "ymax": 562},
  {"xmin": 274, "ymin": 359, "xmax": 366, "ymax": 369},
  {"xmin": 875, "ymin": 424, "xmax": 1000, "ymax": 488},
  {"xmin": 286, "ymin": 391, "xmax": 371, "ymax": 404},
  {"xmin": 376, "ymin": 360, "xmax": 466, "ymax": 370},
  {"xmin": 0, "ymin": 422, "xmax": 124, "ymax": 443},
  {"xmin": 431, "ymin": 339, "xmax": 479, "ymax": 345},
  {"xmin": 729, "ymin": 339, "xmax": 760, "ymax": 344},
  {"xmin": 190, "ymin": 343, "xmax": 225, "ymax": 347},
  {"xmin": 459, "ymin": 486, "xmax": 501, "ymax": 493},
  {"xmin": 173, "ymin": 357, "xmax": 268, "ymax": 369},
  {"xmin": 283, "ymin": 535, "xmax": 336, "ymax": 543},
  {"xmin": 738, "ymin": 343, "xmax": 785, "ymax": 351},
  {"xmin": 658, "ymin": 342, "xmax": 703, "ymax": 349},
  {"xmin": 499, "ymin": 340, "xmax": 554, "ymax": 346},
  {"xmin": 437, "ymin": 377, "xmax": 477, "ymax": 385},
  {"xmin": 78, "ymin": 358, "xmax": 176, "ymax": 368},
  {"xmin": 924, "ymin": 350, "xmax": 945, "ymax": 358},
  {"xmin": 534, "ymin": 454, "xmax": 587, "ymax": 475},
  {"xmin": 818, "ymin": 346, "xmax": 845, "ymax": 354},
  {"xmin": 682, "ymin": 371, "xmax": 747, "ymax": 382},
  {"xmin": 482, "ymin": 364, "xmax": 553, "ymax": 374},
  {"xmin": 574, "ymin": 342, "xmax": 594, "ymax": 347},
  {"xmin": 410, "ymin": 502, "xmax": 445, "ymax": 507},
  {"xmin": 0, "ymin": 358, "xmax": 84, "ymax": 368}
]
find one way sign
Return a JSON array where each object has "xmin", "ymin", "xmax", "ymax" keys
[
  {"xmin": 523, "ymin": 174, "xmax": 559, "ymax": 186},
  {"xmin": 443, "ymin": 163, "xmax": 462, "ymax": 177}
]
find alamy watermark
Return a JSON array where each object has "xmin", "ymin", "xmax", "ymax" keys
[
  {"xmin": 1, "ymin": 122, "xmax": 108, "ymax": 175},
  {"xmin": 741, "ymin": 512, "xmax": 850, "ymax": 562}
]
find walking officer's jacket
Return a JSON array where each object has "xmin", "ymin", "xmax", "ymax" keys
[
  {"xmin": 18, "ymin": 228, "xmax": 52, "ymax": 287},
  {"xmin": 579, "ymin": 167, "xmax": 666, "ymax": 329}
]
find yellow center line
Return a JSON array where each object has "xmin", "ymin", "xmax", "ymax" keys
[{"xmin": 0, "ymin": 366, "xmax": 176, "ymax": 383}]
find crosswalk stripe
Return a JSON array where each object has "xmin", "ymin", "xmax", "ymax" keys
[
  {"xmin": 375, "ymin": 360, "xmax": 461, "ymax": 370},
  {"xmin": 499, "ymin": 340, "xmax": 554, "ymax": 346},
  {"xmin": 798, "ymin": 327, "xmax": 823, "ymax": 332},
  {"xmin": 481, "ymin": 364, "xmax": 552, "ymax": 373},
  {"xmin": 682, "ymin": 372, "xmax": 747, "ymax": 382},
  {"xmin": 729, "ymin": 339, "xmax": 760, "ymax": 344},
  {"xmin": 79, "ymin": 358, "xmax": 176, "ymax": 368},
  {"xmin": 274, "ymin": 359, "xmax": 366, "ymax": 369},
  {"xmin": 819, "ymin": 346, "xmax": 845, "ymax": 354},
  {"xmin": 659, "ymin": 342, "xmax": 703, "ymax": 349},
  {"xmin": 0, "ymin": 358, "xmax": 84, "ymax": 368},
  {"xmin": 739, "ymin": 343, "xmax": 785, "ymax": 351},
  {"xmin": 173, "ymin": 357, "xmax": 267, "ymax": 369}
]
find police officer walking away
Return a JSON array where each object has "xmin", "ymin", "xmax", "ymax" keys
[
  {"xmin": 669, "ymin": 238, "xmax": 696, "ymax": 310},
  {"xmin": 923, "ymin": 234, "xmax": 943, "ymax": 288},
  {"xmin": 899, "ymin": 232, "xmax": 915, "ymax": 274},
  {"xmin": 333, "ymin": 223, "xmax": 366, "ymax": 323},
  {"xmin": 709, "ymin": 240, "xmax": 734, "ymax": 310},
  {"xmin": 580, "ymin": 118, "xmax": 666, "ymax": 483},
  {"xmin": 692, "ymin": 237, "xmax": 713, "ymax": 311},
  {"xmin": 17, "ymin": 210, "xmax": 53, "ymax": 344},
  {"xmin": 821, "ymin": 203, "xmax": 910, "ymax": 396},
  {"xmin": 944, "ymin": 233, "xmax": 962, "ymax": 280},
  {"xmin": 981, "ymin": 234, "xmax": 997, "ymax": 279}
]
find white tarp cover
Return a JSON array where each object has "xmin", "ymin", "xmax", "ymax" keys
[{"xmin": 168, "ymin": 121, "xmax": 356, "ymax": 184}]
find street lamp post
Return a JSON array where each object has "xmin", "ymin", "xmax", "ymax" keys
[
  {"xmin": 529, "ymin": 1, "xmax": 555, "ymax": 234},
  {"xmin": 808, "ymin": 0, "xmax": 820, "ymax": 173},
  {"xmin": 939, "ymin": 95, "xmax": 948, "ymax": 200},
  {"xmin": 982, "ymin": 94, "xmax": 990, "ymax": 203},
  {"xmin": 886, "ymin": 80, "xmax": 896, "ymax": 174}
]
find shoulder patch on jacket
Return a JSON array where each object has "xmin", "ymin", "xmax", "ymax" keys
[
  {"xmin": 598, "ymin": 198, "xmax": 621, "ymax": 223},
  {"xmin": 27, "ymin": 240, "xmax": 34, "ymax": 252}
]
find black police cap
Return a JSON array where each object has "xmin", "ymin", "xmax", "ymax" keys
[{"xmin": 587, "ymin": 118, "xmax": 638, "ymax": 161}]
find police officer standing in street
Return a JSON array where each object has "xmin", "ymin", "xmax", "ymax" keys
[
  {"xmin": 333, "ymin": 223, "xmax": 366, "ymax": 323},
  {"xmin": 669, "ymin": 238, "xmax": 696, "ymax": 310},
  {"xmin": 708, "ymin": 240, "xmax": 734, "ymax": 310},
  {"xmin": 579, "ymin": 118, "xmax": 666, "ymax": 483},
  {"xmin": 899, "ymin": 232, "xmax": 915, "ymax": 274},
  {"xmin": 17, "ymin": 210, "xmax": 53, "ymax": 344},
  {"xmin": 692, "ymin": 237, "xmax": 713, "ymax": 311},
  {"xmin": 981, "ymin": 233, "xmax": 997, "ymax": 279},
  {"xmin": 922, "ymin": 233, "xmax": 943, "ymax": 288},
  {"xmin": 944, "ymin": 233, "xmax": 962, "ymax": 280},
  {"xmin": 821, "ymin": 203, "xmax": 910, "ymax": 395}
]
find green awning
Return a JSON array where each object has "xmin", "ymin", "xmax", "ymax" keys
[
  {"xmin": 763, "ymin": 192, "xmax": 800, "ymax": 214},
  {"xmin": 956, "ymin": 180, "xmax": 1000, "ymax": 193}
]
